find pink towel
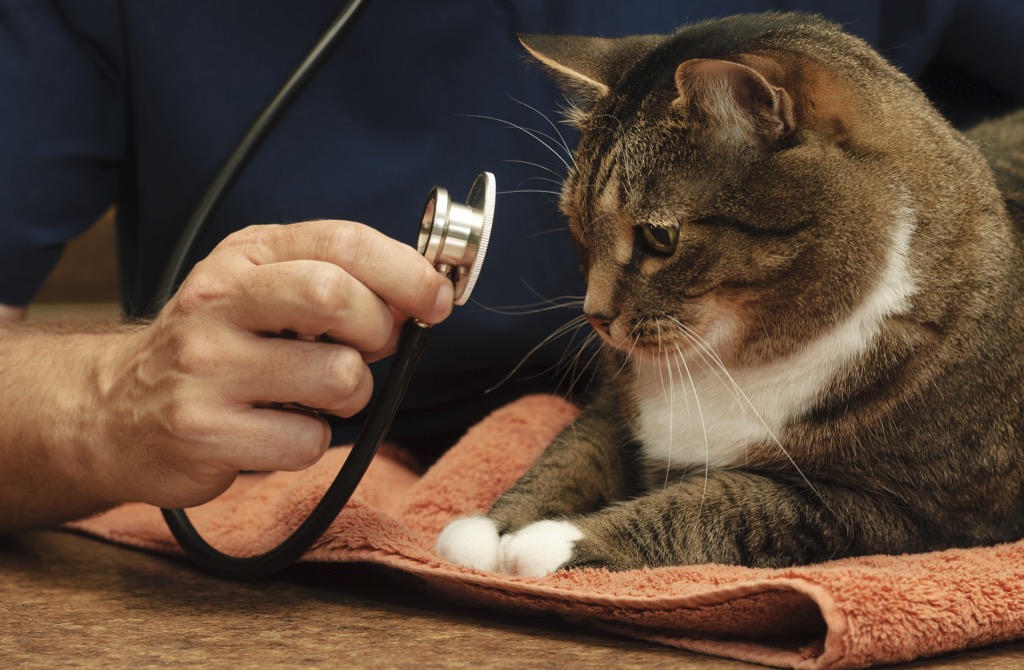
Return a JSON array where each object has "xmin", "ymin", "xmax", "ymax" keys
[{"xmin": 69, "ymin": 395, "xmax": 1024, "ymax": 669}]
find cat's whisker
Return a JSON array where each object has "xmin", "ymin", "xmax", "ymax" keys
[
  {"xmin": 655, "ymin": 321, "xmax": 675, "ymax": 491},
  {"xmin": 671, "ymin": 343, "xmax": 711, "ymax": 524},
  {"xmin": 498, "ymin": 188, "xmax": 563, "ymax": 197},
  {"xmin": 666, "ymin": 317, "xmax": 835, "ymax": 516},
  {"xmin": 621, "ymin": 320, "xmax": 648, "ymax": 385},
  {"xmin": 508, "ymin": 95, "xmax": 575, "ymax": 161},
  {"xmin": 470, "ymin": 297, "xmax": 584, "ymax": 316},
  {"xmin": 609, "ymin": 348, "xmax": 633, "ymax": 383},
  {"xmin": 555, "ymin": 330, "xmax": 605, "ymax": 401},
  {"xmin": 542, "ymin": 324, "xmax": 607, "ymax": 403},
  {"xmin": 487, "ymin": 314, "xmax": 591, "ymax": 393},
  {"xmin": 502, "ymin": 158, "xmax": 566, "ymax": 182},
  {"xmin": 665, "ymin": 346, "xmax": 695, "ymax": 491},
  {"xmin": 515, "ymin": 175, "xmax": 566, "ymax": 189},
  {"xmin": 463, "ymin": 113, "xmax": 572, "ymax": 171},
  {"xmin": 671, "ymin": 325, "xmax": 749, "ymax": 411},
  {"xmin": 517, "ymin": 282, "xmax": 583, "ymax": 305},
  {"xmin": 665, "ymin": 317, "xmax": 752, "ymax": 412}
]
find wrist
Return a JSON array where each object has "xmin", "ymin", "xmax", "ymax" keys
[
  {"xmin": 66, "ymin": 325, "xmax": 149, "ymax": 507},
  {"xmin": 0, "ymin": 321, "xmax": 146, "ymax": 526}
]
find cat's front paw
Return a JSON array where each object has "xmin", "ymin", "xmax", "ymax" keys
[
  {"xmin": 435, "ymin": 515, "xmax": 502, "ymax": 572},
  {"xmin": 498, "ymin": 519, "xmax": 584, "ymax": 578},
  {"xmin": 436, "ymin": 516, "xmax": 586, "ymax": 578}
]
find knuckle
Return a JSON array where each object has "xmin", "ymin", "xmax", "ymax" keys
[
  {"xmin": 173, "ymin": 264, "xmax": 231, "ymax": 316},
  {"xmin": 321, "ymin": 347, "xmax": 367, "ymax": 398},
  {"xmin": 221, "ymin": 223, "xmax": 273, "ymax": 251},
  {"xmin": 166, "ymin": 401, "xmax": 218, "ymax": 444},
  {"xmin": 301, "ymin": 265, "xmax": 348, "ymax": 318},
  {"xmin": 170, "ymin": 330, "xmax": 219, "ymax": 376},
  {"xmin": 317, "ymin": 221, "xmax": 364, "ymax": 268},
  {"xmin": 216, "ymin": 223, "xmax": 289, "ymax": 267}
]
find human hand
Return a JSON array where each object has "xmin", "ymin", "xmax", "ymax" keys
[{"xmin": 92, "ymin": 220, "xmax": 453, "ymax": 509}]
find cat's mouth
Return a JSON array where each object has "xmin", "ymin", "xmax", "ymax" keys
[
  {"xmin": 593, "ymin": 315, "xmax": 702, "ymax": 353},
  {"xmin": 592, "ymin": 304, "xmax": 743, "ymax": 360}
]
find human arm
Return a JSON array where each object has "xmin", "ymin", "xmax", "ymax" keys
[
  {"xmin": 0, "ymin": 219, "xmax": 453, "ymax": 532},
  {"xmin": 0, "ymin": 304, "xmax": 25, "ymax": 321}
]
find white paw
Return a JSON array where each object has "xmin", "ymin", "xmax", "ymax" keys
[
  {"xmin": 498, "ymin": 519, "xmax": 583, "ymax": 578},
  {"xmin": 435, "ymin": 515, "xmax": 501, "ymax": 572}
]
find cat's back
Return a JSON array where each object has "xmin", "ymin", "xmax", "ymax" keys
[{"xmin": 968, "ymin": 110, "xmax": 1024, "ymax": 232}]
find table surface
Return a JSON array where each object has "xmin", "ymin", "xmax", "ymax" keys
[{"xmin": 2, "ymin": 530, "xmax": 1023, "ymax": 669}]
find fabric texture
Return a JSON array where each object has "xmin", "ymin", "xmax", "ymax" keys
[{"xmin": 69, "ymin": 394, "xmax": 1024, "ymax": 669}]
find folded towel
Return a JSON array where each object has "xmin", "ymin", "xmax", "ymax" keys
[{"xmin": 69, "ymin": 395, "xmax": 1024, "ymax": 669}]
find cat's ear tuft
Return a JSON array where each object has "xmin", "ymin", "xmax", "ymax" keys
[
  {"xmin": 674, "ymin": 58, "xmax": 795, "ymax": 143},
  {"xmin": 519, "ymin": 34, "xmax": 662, "ymax": 112}
]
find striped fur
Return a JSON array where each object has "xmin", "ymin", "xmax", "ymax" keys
[{"xmin": 438, "ymin": 13, "xmax": 1024, "ymax": 574}]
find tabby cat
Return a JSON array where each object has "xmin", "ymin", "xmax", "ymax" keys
[{"xmin": 436, "ymin": 12, "xmax": 1024, "ymax": 576}]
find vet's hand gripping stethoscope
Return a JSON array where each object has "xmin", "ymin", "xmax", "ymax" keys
[
  {"xmin": 161, "ymin": 173, "xmax": 494, "ymax": 581},
  {"xmin": 157, "ymin": 0, "xmax": 494, "ymax": 579}
]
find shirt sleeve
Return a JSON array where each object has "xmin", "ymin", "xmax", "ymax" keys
[{"xmin": 0, "ymin": 0, "xmax": 123, "ymax": 306}]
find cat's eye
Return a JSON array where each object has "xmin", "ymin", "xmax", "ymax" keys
[{"xmin": 640, "ymin": 224, "xmax": 680, "ymax": 255}]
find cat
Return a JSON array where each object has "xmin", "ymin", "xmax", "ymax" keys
[{"xmin": 436, "ymin": 12, "xmax": 1024, "ymax": 577}]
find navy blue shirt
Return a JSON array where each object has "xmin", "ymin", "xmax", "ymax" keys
[{"xmin": 1, "ymin": 0, "xmax": 1020, "ymax": 452}]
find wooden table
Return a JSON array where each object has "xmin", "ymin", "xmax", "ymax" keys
[
  {"xmin": 2, "ymin": 530, "xmax": 1023, "ymax": 668},
  {"xmin": 10, "ymin": 306, "xmax": 1024, "ymax": 668}
]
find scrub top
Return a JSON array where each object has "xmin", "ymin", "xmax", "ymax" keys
[{"xmin": 1, "ymin": 0, "xmax": 1019, "ymax": 453}]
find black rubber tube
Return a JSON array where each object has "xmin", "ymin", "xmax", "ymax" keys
[
  {"xmin": 158, "ymin": 0, "xmax": 418, "ymax": 579},
  {"xmin": 153, "ymin": 0, "xmax": 371, "ymax": 310},
  {"xmin": 161, "ymin": 319, "xmax": 431, "ymax": 580}
]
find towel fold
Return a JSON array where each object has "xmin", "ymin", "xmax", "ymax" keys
[{"xmin": 69, "ymin": 395, "xmax": 1024, "ymax": 669}]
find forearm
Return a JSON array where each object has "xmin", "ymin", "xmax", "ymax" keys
[
  {"xmin": 0, "ymin": 319, "xmax": 139, "ymax": 531},
  {"xmin": 0, "ymin": 221, "xmax": 457, "ymax": 532}
]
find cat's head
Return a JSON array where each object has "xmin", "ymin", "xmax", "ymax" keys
[{"xmin": 521, "ymin": 13, "xmax": 985, "ymax": 367}]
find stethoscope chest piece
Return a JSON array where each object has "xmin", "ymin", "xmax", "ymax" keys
[{"xmin": 418, "ymin": 172, "xmax": 495, "ymax": 306}]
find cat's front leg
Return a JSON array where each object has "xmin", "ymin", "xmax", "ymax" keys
[
  {"xmin": 494, "ymin": 470, "xmax": 905, "ymax": 575},
  {"xmin": 436, "ymin": 401, "xmax": 633, "ymax": 573}
]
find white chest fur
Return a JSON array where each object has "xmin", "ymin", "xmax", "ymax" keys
[{"xmin": 630, "ymin": 206, "xmax": 918, "ymax": 469}]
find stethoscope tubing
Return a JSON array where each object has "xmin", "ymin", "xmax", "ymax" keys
[
  {"xmin": 161, "ymin": 320, "xmax": 431, "ymax": 580},
  {"xmin": 158, "ymin": 0, "xmax": 390, "ymax": 579},
  {"xmin": 154, "ymin": 0, "xmax": 371, "ymax": 309}
]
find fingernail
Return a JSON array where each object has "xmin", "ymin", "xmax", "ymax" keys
[{"xmin": 430, "ymin": 280, "xmax": 455, "ymax": 323}]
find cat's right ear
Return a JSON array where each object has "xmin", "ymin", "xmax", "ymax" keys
[
  {"xmin": 518, "ymin": 34, "xmax": 661, "ymax": 111},
  {"xmin": 674, "ymin": 58, "xmax": 796, "ymax": 143}
]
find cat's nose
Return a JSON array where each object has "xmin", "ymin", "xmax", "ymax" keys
[
  {"xmin": 583, "ymin": 291, "xmax": 618, "ymax": 336},
  {"xmin": 586, "ymin": 312, "xmax": 614, "ymax": 335}
]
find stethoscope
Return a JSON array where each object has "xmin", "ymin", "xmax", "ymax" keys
[{"xmin": 156, "ymin": 0, "xmax": 495, "ymax": 579}]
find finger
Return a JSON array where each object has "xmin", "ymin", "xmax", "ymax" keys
[
  {"xmin": 220, "ymin": 335, "xmax": 374, "ymax": 418},
  {"xmin": 219, "ymin": 407, "xmax": 332, "ymax": 473},
  {"xmin": 223, "ymin": 260, "xmax": 394, "ymax": 352},
  {"xmin": 361, "ymin": 307, "xmax": 406, "ymax": 363},
  {"xmin": 226, "ymin": 221, "xmax": 454, "ymax": 325}
]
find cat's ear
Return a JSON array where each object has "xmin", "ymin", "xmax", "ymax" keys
[
  {"xmin": 674, "ymin": 58, "xmax": 795, "ymax": 142},
  {"xmin": 519, "ymin": 34, "xmax": 661, "ymax": 111}
]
